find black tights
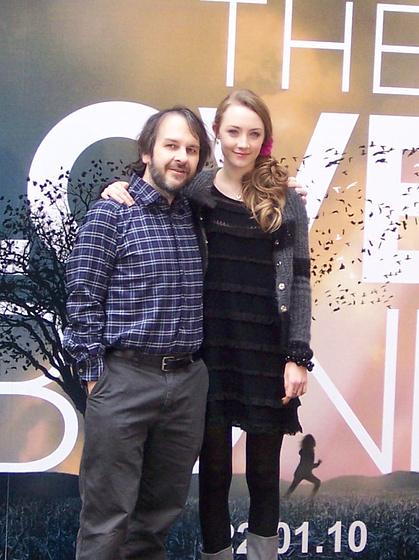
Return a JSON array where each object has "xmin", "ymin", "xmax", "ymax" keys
[{"xmin": 199, "ymin": 426, "xmax": 284, "ymax": 553}]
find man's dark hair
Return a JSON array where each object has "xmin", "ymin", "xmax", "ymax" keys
[{"xmin": 129, "ymin": 106, "xmax": 212, "ymax": 177}]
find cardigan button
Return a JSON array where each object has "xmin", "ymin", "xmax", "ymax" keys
[
  {"xmin": 276, "ymin": 260, "xmax": 282, "ymax": 267},
  {"xmin": 280, "ymin": 305, "xmax": 287, "ymax": 312},
  {"xmin": 274, "ymin": 239, "xmax": 280, "ymax": 246},
  {"xmin": 278, "ymin": 283, "xmax": 285, "ymax": 290}
]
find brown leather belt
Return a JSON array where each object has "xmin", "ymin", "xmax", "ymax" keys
[{"xmin": 107, "ymin": 348, "xmax": 201, "ymax": 372}]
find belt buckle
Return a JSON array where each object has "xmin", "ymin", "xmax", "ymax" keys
[{"xmin": 161, "ymin": 356, "xmax": 175, "ymax": 372}]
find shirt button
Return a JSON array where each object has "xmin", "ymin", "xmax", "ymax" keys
[
  {"xmin": 280, "ymin": 305, "xmax": 287, "ymax": 312},
  {"xmin": 278, "ymin": 283, "xmax": 285, "ymax": 290}
]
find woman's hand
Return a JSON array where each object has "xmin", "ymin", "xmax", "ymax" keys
[
  {"xmin": 287, "ymin": 176, "xmax": 307, "ymax": 205},
  {"xmin": 101, "ymin": 181, "xmax": 134, "ymax": 206},
  {"xmin": 282, "ymin": 361, "xmax": 308, "ymax": 405}
]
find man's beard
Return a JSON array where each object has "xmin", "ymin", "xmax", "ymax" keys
[{"xmin": 148, "ymin": 160, "xmax": 193, "ymax": 197}]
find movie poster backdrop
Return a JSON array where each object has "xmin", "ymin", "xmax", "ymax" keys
[{"xmin": 0, "ymin": 1, "xmax": 418, "ymax": 557}]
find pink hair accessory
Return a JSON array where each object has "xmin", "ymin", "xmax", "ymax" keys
[{"xmin": 259, "ymin": 137, "xmax": 274, "ymax": 157}]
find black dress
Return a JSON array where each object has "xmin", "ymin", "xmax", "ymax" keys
[{"xmin": 202, "ymin": 187, "xmax": 302, "ymax": 435}]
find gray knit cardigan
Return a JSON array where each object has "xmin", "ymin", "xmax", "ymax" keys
[{"xmin": 186, "ymin": 169, "xmax": 313, "ymax": 365}]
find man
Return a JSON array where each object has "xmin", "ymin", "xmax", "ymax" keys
[{"xmin": 63, "ymin": 107, "xmax": 212, "ymax": 560}]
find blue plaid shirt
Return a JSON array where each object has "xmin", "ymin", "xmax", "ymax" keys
[{"xmin": 63, "ymin": 174, "xmax": 204, "ymax": 381}]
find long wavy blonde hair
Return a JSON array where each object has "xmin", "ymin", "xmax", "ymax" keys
[{"xmin": 213, "ymin": 89, "xmax": 288, "ymax": 233}]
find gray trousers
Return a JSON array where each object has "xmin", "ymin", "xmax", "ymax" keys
[{"xmin": 76, "ymin": 353, "xmax": 208, "ymax": 560}]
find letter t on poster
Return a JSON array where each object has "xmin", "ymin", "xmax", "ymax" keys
[{"xmin": 201, "ymin": 0, "xmax": 267, "ymax": 86}]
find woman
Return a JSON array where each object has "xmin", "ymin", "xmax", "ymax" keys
[{"xmin": 102, "ymin": 90, "xmax": 313, "ymax": 560}]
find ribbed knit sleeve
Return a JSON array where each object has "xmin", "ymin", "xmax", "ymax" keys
[
  {"xmin": 184, "ymin": 169, "xmax": 217, "ymax": 209},
  {"xmin": 281, "ymin": 188, "xmax": 313, "ymax": 363}
]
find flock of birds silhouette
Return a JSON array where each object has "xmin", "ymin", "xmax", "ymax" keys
[{"xmin": 292, "ymin": 143, "xmax": 419, "ymax": 314}]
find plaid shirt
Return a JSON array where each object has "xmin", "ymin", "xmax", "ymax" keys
[{"xmin": 63, "ymin": 174, "xmax": 204, "ymax": 381}]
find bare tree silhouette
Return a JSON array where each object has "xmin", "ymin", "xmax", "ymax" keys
[{"xmin": 0, "ymin": 162, "xmax": 127, "ymax": 415}]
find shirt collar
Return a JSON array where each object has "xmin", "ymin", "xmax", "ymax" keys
[{"xmin": 129, "ymin": 173, "xmax": 186, "ymax": 209}]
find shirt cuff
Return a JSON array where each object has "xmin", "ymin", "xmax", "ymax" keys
[{"xmin": 74, "ymin": 356, "xmax": 105, "ymax": 382}]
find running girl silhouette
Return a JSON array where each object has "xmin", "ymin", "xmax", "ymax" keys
[{"xmin": 285, "ymin": 434, "xmax": 322, "ymax": 497}]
